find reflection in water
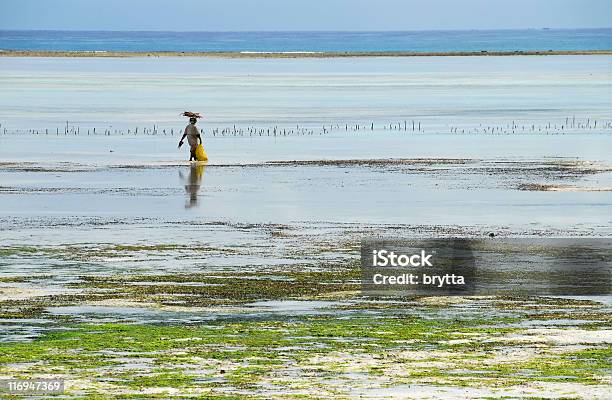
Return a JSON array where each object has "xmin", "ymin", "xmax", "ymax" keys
[{"xmin": 179, "ymin": 163, "xmax": 206, "ymax": 208}]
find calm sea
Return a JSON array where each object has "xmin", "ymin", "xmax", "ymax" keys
[{"xmin": 1, "ymin": 29, "xmax": 611, "ymax": 52}]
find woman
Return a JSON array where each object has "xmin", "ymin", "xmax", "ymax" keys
[{"xmin": 178, "ymin": 117, "xmax": 202, "ymax": 161}]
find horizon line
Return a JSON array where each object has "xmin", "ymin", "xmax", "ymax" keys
[{"xmin": 2, "ymin": 27, "xmax": 612, "ymax": 34}]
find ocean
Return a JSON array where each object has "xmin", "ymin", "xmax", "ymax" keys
[{"xmin": 1, "ymin": 29, "xmax": 612, "ymax": 52}]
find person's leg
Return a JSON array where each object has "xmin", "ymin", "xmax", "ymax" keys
[{"xmin": 190, "ymin": 146, "xmax": 196, "ymax": 161}]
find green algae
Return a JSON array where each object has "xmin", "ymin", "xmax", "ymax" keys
[
  {"xmin": 0, "ymin": 246, "xmax": 42, "ymax": 257},
  {"xmin": 0, "ymin": 276, "xmax": 28, "ymax": 283},
  {"xmin": 2, "ymin": 241, "xmax": 611, "ymax": 398},
  {"xmin": 0, "ymin": 243, "xmax": 243, "ymax": 262},
  {"xmin": 67, "ymin": 268, "xmax": 362, "ymax": 306},
  {"xmin": 468, "ymin": 347, "xmax": 612, "ymax": 385},
  {"xmin": 0, "ymin": 304, "xmax": 46, "ymax": 319},
  {"xmin": 0, "ymin": 311, "xmax": 609, "ymax": 398},
  {"xmin": 0, "ymin": 315, "xmax": 513, "ymax": 366}
]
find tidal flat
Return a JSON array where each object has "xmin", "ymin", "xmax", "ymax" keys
[
  {"xmin": 0, "ymin": 219, "xmax": 610, "ymax": 398},
  {"xmin": 0, "ymin": 55, "xmax": 611, "ymax": 398},
  {"xmin": 0, "ymin": 290, "xmax": 611, "ymax": 398}
]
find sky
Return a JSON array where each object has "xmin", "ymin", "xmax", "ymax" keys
[{"xmin": 0, "ymin": 0, "xmax": 610, "ymax": 31}]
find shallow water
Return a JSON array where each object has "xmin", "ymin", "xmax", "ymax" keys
[
  {"xmin": 2, "ymin": 131, "xmax": 612, "ymax": 166},
  {"xmin": 1, "ymin": 55, "xmax": 611, "ymax": 129},
  {"xmin": 1, "ymin": 140, "xmax": 611, "ymax": 228}
]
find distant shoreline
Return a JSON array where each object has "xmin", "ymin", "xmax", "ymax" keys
[{"xmin": 1, "ymin": 50, "xmax": 612, "ymax": 58}]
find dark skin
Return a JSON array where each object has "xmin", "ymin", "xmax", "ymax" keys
[{"xmin": 178, "ymin": 121, "xmax": 202, "ymax": 161}]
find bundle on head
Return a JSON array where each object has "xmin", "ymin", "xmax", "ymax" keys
[{"xmin": 182, "ymin": 111, "xmax": 202, "ymax": 119}]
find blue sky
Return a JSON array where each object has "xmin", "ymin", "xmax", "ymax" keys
[{"xmin": 0, "ymin": 0, "xmax": 610, "ymax": 31}]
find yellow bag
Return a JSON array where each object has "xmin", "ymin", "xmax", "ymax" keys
[{"xmin": 195, "ymin": 144, "xmax": 208, "ymax": 161}]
